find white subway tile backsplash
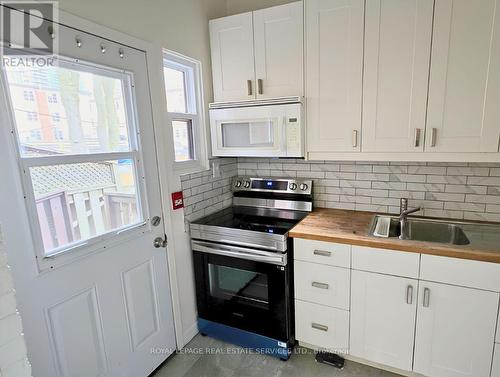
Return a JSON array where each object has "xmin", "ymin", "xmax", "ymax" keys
[{"xmin": 182, "ymin": 158, "xmax": 500, "ymax": 223}]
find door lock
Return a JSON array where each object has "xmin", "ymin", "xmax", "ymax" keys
[{"xmin": 153, "ymin": 236, "xmax": 168, "ymax": 248}]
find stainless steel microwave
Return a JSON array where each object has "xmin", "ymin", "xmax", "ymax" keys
[{"xmin": 209, "ymin": 97, "xmax": 304, "ymax": 157}]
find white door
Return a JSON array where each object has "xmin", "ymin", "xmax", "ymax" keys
[
  {"xmin": 414, "ymin": 281, "xmax": 499, "ymax": 377},
  {"xmin": 210, "ymin": 12, "xmax": 256, "ymax": 102},
  {"xmin": 0, "ymin": 13, "xmax": 176, "ymax": 377},
  {"xmin": 253, "ymin": 1, "xmax": 304, "ymax": 99},
  {"xmin": 350, "ymin": 270, "xmax": 417, "ymax": 371},
  {"xmin": 362, "ymin": 0, "xmax": 433, "ymax": 152},
  {"xmin": 426, "ymin": 0, "xmax": 500, "ymax": 152},
  {"xmin": 306, "ymin": 0, "xmax": 364, "ymax": 152}
]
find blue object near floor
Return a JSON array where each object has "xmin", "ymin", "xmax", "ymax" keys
[{"xmin": 197, "ymin": 318, "xmax": 291, "ymax": 360}]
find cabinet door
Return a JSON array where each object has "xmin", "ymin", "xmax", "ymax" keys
[
  {"xmin": 350, "ymin": 270, "xmax": 417, "ymax": 371},
  {"xmin": 305, "ymin": 0, "xmax": 364, "ymax": 152},
  {"xmin": 362, "ymin": 0, "xmax": 433, "ymax": 152},
  {"xmin": 426, "ymin": 0, "xmax": 500, "ymax": 152},
  {"xmin": 253, "ymin": 1, "xmax": 303, "ymax": 98},
  {"xmin": 414, "ymin": 281, "xmax": 499, "ymax": 377},
  {"xmin": 209, "ymin": 12, "xmax": 256, "ymax": 102},
  {"xmin": 492, "ymin": 344, "xmax": 500, "ymax": 377}
]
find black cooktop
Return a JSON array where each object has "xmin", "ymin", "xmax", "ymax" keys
[{"xmin": 191, "ymin": 206, "xmax": 308, "ymax": 235}]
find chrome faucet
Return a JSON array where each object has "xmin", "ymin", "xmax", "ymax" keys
[{"xmin": 399, "ymin": 198, "xmax": 422, "ymax": 240}]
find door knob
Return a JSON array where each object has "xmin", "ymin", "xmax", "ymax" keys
[{"xmin": 153, "ymin": 237, "xmax": 167, "ymax": 248}]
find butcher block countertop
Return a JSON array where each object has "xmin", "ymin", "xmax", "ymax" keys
[{"xmin": 289, "ymin": 208, "xmax": 500, "ymax": 264}]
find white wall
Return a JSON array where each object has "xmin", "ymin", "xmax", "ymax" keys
[
  {"xmin": 225, "ymin": 0, "xmax": 296, "ymax": 15},
  {"xmin": 0, "ymin": 228, "xmax": 32, "ymax": 377}
]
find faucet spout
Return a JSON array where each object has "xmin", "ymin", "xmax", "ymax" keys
[{"xmin": 399, "ymin": 198, "xmax": 422, "ymax": 240}]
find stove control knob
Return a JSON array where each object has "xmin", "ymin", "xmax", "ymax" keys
[
  {"xmin": 244, "ymin": 181, "xmax": 251, "ymax": 188},
  {"xmin": 300, "ymin": 183, "xmax": 309, "ymax": 191},
  {"xmin": 235, "ymin": 180, "xmax": 242, "ymax": 188},
  {"xmin": 289, "ymin": 183, "xmax": 297, "ymax": 190}
]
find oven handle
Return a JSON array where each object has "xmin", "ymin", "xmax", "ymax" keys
[{"xmin": 192, "ymin": 240, "xmax": 287, "ymax": 266}]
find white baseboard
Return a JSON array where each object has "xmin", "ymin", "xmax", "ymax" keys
[{"xmin": 181, "ymin": 321, "xmax": 199, "ymax": 348}]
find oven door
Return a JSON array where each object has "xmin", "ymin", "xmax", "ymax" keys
[{"xmin": 192, "ymin": 240, "xmax": 292, "ymax": 342}]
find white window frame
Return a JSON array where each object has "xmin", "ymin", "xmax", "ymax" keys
[
  {"xmin": 1, "ymin": 54, "xmax": 150, "ymax": 264},
  {"xmin": 163, "ymin": 49, "xmax": 208, "ymax": 173}
]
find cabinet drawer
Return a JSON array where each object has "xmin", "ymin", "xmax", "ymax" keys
[
  {"xmin": 295, "ymin": 299, "xmax": 349, "ymax": 352},
  {"xmin": 420, "ymin": 254, "xmax": 500, "ymax": 292},
  {"xmin": 352, "ymin": 246, "xmax": 420, "ymax": 278},
  {"xmin": 294, "ymin": 260, "xmax": 350, "ymax": 310},
  {"xmin": 294, "ymin": 239, "xmax": 351, "ymax": 268}
]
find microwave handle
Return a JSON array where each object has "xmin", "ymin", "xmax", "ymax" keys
[{"xmin": 192, "ymin": 240, "xmax": 287, "ymax": 266}]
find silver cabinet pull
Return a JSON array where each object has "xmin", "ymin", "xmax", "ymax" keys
[
  {"xmin": 313, "ymin": 249, "xmax": 331, "ymax": 257},
  {"xmin": 247, "ymin": 80, "xmax": 253, "ymax": 96},
  {"xmin": 414, "ymin": 128, "xmax": 421, "ymax": 147},
  {"xmin": 406, "ymin": 285, "xmax": 413, "ymax": 305},
  {"xmin": 311, "ymin": 323, "xmax": 328, "ymax": 332},
  {"xmin": 311, "ymin": 281, "xmax": 329, "ymax": 290},
  {"xmin": 352, "ymin": 129, "xmax": 359, "ymax": 148},
  {"xmin": 423, "ymin": 287, "xmax": 431, "ymax": 307},
  {"xmin": 257, "ymin": 78, "xmax": 263, "ymax": 95},
  {"xmin": 430, "ymin": 128, "xmax": 437, "ymax": 147}
]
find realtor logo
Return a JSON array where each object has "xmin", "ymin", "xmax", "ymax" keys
[{"xmin": 1, "ymin": 1, "xmax": 58, "ymax": 66}]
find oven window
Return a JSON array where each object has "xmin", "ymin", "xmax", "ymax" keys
[{"xmin": 208, "ymin": 264, "xmax": 269, "ymax": 309}]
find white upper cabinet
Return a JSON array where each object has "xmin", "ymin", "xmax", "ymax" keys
[
  {"xmin": 350, "ymin": 270, "xmax": 417, "ymax": 371},
  {"xmin": 209, "ymin": 12, "xmax": 255, "ymax": 102},
  {"xmin": 426, "ymin": 0, "xmax": 500, "ymax": 152},
  {"xmin": 305, "ymin": 0, "xmax": 364, "ymax": 152},
  {"xmin": 253, "ymin": 2, "xmax": 304, "ymax": 98},
  {"xmin": 362, "ymin": 0, "xmax": 434, "ymax": 152},
  {"xmin": 209, "ymin": 2, "xmax": 303, "ymax": 103},
  {"xmin": 413, "ymin": 281, "xmax": 499, "ymax": 377}
]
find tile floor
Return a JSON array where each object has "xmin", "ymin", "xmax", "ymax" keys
[{"xmin": 153, "ymin": 334, "xmax": 403, "ymax": 377}]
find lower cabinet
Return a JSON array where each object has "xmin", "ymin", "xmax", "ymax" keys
[
  {"xmin": 350, "ymin": 270, "xmax": 417, "ymax": 371},
  {"xmin": 413, "ymin": 281, "xmax": 499, "ymax": 377},
  {"xmin": 294, "ymin": 239, "xmax": 500, "ymax": 377},
  {"xmin": 492, "ymin": 344, "xmax": 500, "ymax": 377}
]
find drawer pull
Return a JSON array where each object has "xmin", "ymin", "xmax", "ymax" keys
[
  {"xmin": 313, "ymin": 249, "xmax": 331, "ymax": 257},
  {"xmin": 311, "ymin": 323, "xmax": 328, "ymax": 332},
  {"xmin": 311, "ymin": 281, "xmax": 329, "ymax": 290}
]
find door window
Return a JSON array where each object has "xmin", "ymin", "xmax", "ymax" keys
[{"xmin": 3, "ymin": 58, "xmax": 145, "ymax": 257}]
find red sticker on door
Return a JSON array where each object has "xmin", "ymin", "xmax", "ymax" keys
[{"xmin": 171, "ymin": 191, "xmax": 184, "ymax": 210}]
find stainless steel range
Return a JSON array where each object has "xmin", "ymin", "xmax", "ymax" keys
[{"xmin": 190, "ymin": 177, "xmax": 313, "ymax": 360}]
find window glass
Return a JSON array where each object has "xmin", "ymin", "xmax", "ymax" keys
[
  {"xmin": 4, "ymin": 64, "xmax": 131, "ymax": 156},
  {"xmin": 163, "ymin": 66, "xmax": 187, "ymax": 113},
  {"xmin": 30, "ymin": 159, "xmax": 140, "ymax": 255},
  {"xmin": 172, "ymin": 119, "xmax": 194, "ymax": 162}
]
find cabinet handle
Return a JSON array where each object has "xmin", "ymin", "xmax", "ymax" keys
[
  {"xmin": 430, "ymin": 128, "xmax": 437, "ymax": 147},
  {"xmin": 406, "ymin": 285, "xmax": 413, "ymax": 305},
  {"xmin": 257, "ymin": 78, "xmax": 263, "ymax": 95},
  {"xmin": 414, "ymin": 128, "xmax": 421, "ymax": 147},
  {"xmin": 311, "ymin": 323, "xmax": 328, "ymax": 332},
  {"xmin": 352, "ymin": 129, "xmax": 359, "ymax": 148},
  {"xmin": 423, "ymin": 287, "xmax": 431, "ymax": 307},
  {"xmin": 247, "ymin": 80, "xmax": 253, "ymax": 96},
  {"xmin": 313, "ymin": 249, "xmax": 331, "ymax": 257},
  {"xmin": 311, "ymin": 281, "xmax": 329, "ymax": 290}
]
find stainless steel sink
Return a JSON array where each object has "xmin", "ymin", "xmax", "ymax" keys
[{"xmin": 370, "ymin": 215, "xmax": 470, "ymax": 245}]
